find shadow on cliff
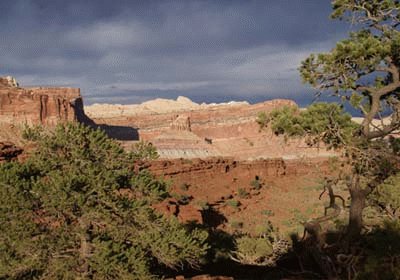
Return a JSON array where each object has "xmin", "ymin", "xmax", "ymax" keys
[
  {"xmin": 77, "ymin": 111, "xmax": 139, "ymax": 141},
  {"xmin": 97, "ymin": 124, "xmax": 139, "ymax": 141}
]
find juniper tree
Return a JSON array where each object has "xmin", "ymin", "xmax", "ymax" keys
[
  {"xmin": 0, "ymin": 123, "xmax": 208, "ymax": 280},
  {"xmin": 299, "ymin": 0, "xmax": 400, "ymax": 240}
]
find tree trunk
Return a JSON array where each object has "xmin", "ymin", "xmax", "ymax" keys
[
  {"xmin": 347, "ymin": 187, "xmax": 366, "ymax": 242},
  {"xmin": 77, "ymin": 218, "xmax": 91, "ymax": 280}
]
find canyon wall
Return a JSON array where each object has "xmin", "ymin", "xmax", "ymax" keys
[
  {"xmin": 0, "ymin": 77, "xmax": 87, "ymax": 126},
  {"xmin": 88, "ymin": 98, "xmax": 335, "ymax": 160}
]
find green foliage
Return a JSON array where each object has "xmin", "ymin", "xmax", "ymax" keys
[
  {"xmin": 0, "ymin": 123, "xmax": 208, "ymax": 279},
  {"xmin": 237, "ymin": 188, "xmax": 249, "ymax": 199},
  {"xmin": 230, "ymin": 222, "xmax": 287, "ymax": 266},
  {"xmin": 233, "ymin": 236, "xmax": 273, "ymax": 263},
  {"xmin": 131, "ymin": 140, "xmax": 159, "ymax": 161},
  {"xmin": 256, "ymin": 111, "xmax": 270, "ymax": 128},
  {"xmin": 226, "ymin": 200, "xmax": 241, "ymax": 209},
  {"xmin": 229, "ymin": 220, "xmax": 243, "ymax": 230},
  {"xmin": 21, "ymin": 124, "xmax": 44, "ymax": 141},
  {"xmin": 358, "ymin": 220, "xmax": 400, "ymax": 280},
  {"xmin": 331, "ymin": 0, "xmax": 399, "ymax": 23},
  {"xmin": 269, "ymin": 106, "xmax": 304, "ymax": 136},
  {"xmin": 390, "ymin": 136, "xmax": 400, "ymax": 156},
  {"xmin": 250, "ymin": 179, "xmax": 262, "ymax": 190},
  {"xmin": 267, "ymin": 103, "xmax": 359, "ymax": 148},
  {"xmin": 195, "ymin": 200, "xmax": 210, "ymax": 211},
  {"xmin": 172, "ymin": 193, "xmax": 192, "ymax": 205},
  {"xmin": 261, "ymin": 209, "xmax": 274, "ymax": 217},
  {"xmin": 300, "ymin": 1, "xmax": 400, "ymax": 139},
  {"xmin": 372, "ymin": 172, "xmax": 400, "ymax": 218}
]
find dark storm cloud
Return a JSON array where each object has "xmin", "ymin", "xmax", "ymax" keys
[{"xmin": 0, "ymin": 0, "xmax": 348, "ymax": 105}]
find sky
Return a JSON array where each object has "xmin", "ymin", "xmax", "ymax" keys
[{"xmin": 0, "ymin": 0, "xmax": 350, "ymax": 106}]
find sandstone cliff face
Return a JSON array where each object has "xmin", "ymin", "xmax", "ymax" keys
[
  {"xmin": 92, "ymin": 98, "xmax": 335, "ymax": 160},
  {"xmin": 0, "ymin": 76, "xmax": 19, "ymax": 87},
  {"xmin": 0, "ymin": 78, "xmax": 87, "ymax": 126}
]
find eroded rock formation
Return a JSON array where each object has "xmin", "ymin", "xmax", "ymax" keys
[
  {"xmin": 0, "ymin": 76, "xmax": 88, "ymax": 126},
  {"xmin": 93, "ymin": 97, "xmax": 335, "ymax": 160},
  {"xmin": 0, "ymin": 76, "xmax": 19, "ymax": 87},
  {"xmin": 171, "ymin": 114, "xmax": 191, "ymax": 131}
]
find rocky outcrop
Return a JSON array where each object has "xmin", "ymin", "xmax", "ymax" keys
[
  {"xmin": 90, "ymin": 97, "xmax": 335, "ymax": 160},
  {"xmin": 171, "ymin": 114, "xmax": 191, "ymax": 131},
  {"xmin": 84, "ymin": 96, "xmax": 249, "ymax": 118},
  {"xmin": 0, "ymin": 76, "xmax": 19, "ymax": 87},
  {"xmin": 0, "ymin": 77, "xmax": 89, "ymax": 126}
]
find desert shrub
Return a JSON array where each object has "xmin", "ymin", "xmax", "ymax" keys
[
  {"xmin": 250, "ymin": 179, "xmax": 262, "ymax": 190},
  {"xmin": 21, "ymin": 124, "xmax": 44, "ymax": 141},
  {"xmin": 172, "ymin": 193, "xmax": 192, "ymax": 205},
  {"xmin": 226, "ymin": 199, "xmax": 241, "ymax": 209},
  {"xmin": 237, "ymin": 188, "xmax": 250, "ymax": 199},
  {"xmin": 256, "ymin": 111, "xmax": 270, "ymax": 128},
  {"xmin": 0, "ymin": 123, "xmax": 208, "ymax": 280},
  {"xmin": 230, "ymin": 220, "xmax": 244, "ymax": 230},
  {"xmin": 233, "ymin": 236, "xmax": 273, "ymax": 264},
  {"xmin": 131, "ymin": 140, "xmax": 159, "ymax": 161},
  {"xmin": 230, "ymin": 222, "xmax": 288, "ymax": 266},
  {"xmin": 195, "ymin": 200, "xmax": 210, "ymax": 211},
  {"xmin": 261, "ymin": 209, "xmax": 274, "ymax": 217}
]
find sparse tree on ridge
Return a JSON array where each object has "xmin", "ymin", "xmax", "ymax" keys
[{"xmin": 299, "ymin": 0, "xmax": 400, "ymax": 240}]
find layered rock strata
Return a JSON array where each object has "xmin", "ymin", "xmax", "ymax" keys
[
  {"xmin": 0, "ymin": 77, "xmax": 87, "ymax": 126},
  {"xmin": 89, "ymin": 98, "xmax": 335, "ymax": 160}
]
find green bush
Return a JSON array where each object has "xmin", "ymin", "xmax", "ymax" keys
[
  {"xmin": 172, "ymin": 193, "xmax": 192, "ymax": 205},
  {"xmin": 263, "ymin": 103, "xmax": 359, "ymax": 148},
  {"xmin": 131, "ymin": 140, "xmax": 159, "ymax": 161},
  {"xmin": 233, "ymin": 236, "xmax": 273, "ymax": 263},
  {"xmin": 0, "ymin": 123, "xmax": 208, "ymax": 279},
  {"xmin": 371, "ymin": 172, "xmax": 400, "ymax": 218},
  {"xmin": 256, "ymin": 111, "xmax": 270, "ymax": 128},
  {"xmin": 230, "ymin": 220, "xmax": 244, "ymax": 230},
  {"xmin": 250, "ymin": 179, "xmax": 262, "ymax": 190},
  {"xmin": 230, "ymin": 222, "xmax": 287, "ymax": 266},
  {"xmin": 195, "ymin": 200, "xmax": 210, "ymax": 211},
  {"xmin": 238, "ymin": 188, "xmax": 250, "ymax": 199},
  {"xmin": 261, "ymin": 209, "xmax": 274, "ymax": 217},
  {"xmin": 269, "ymin": 106, "xmax": 304, "ymax": 136},
  {"xmin": 358, "ymin": 220, "xmax": 400, "ymax": 280},
  {"xmin": 226, "ymin": 199, "xmax": 241, "ymax": 209}
]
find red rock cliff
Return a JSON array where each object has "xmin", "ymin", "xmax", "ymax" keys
[{"xmin": 0, "ymin": 78, "xmax": 87, "ymax": 126}]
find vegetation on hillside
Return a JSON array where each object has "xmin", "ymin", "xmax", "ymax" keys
[
  {"xmin": 2, "ymin": 0, "xmax": 400, "ymax": 279},
  {"xmin": 0, "ymin": 123, "xmax": 208, "ymax": 279},
  {"xmin": 257, "ymin": 1, "xmax": 400, "ymax": 278},
  {"xmin": 258, "ymin": 102, "xmax": 359, "ymax": 148}
]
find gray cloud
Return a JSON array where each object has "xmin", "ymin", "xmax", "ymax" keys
[{"xmin": 0, "ymin": 0, "xmax": 348, "ymax": 105}]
